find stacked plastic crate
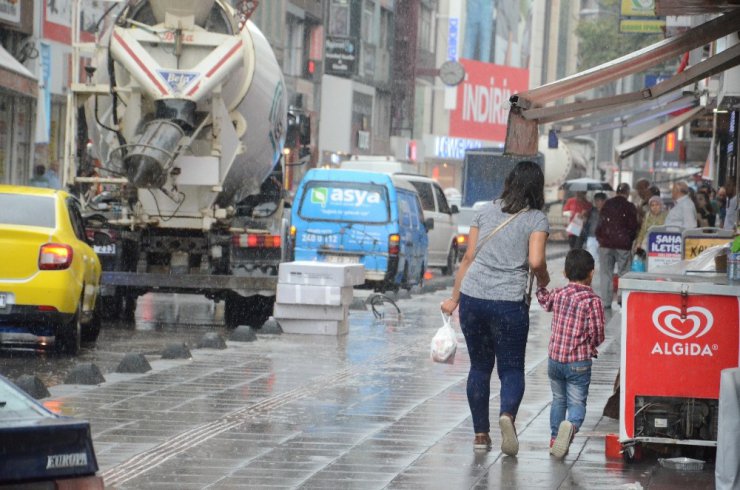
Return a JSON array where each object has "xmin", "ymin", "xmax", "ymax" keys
[{"xmin": 273, "ymin": 261, "xmax": 365, "ymax": 335}]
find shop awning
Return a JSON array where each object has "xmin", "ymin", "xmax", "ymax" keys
[
  {"xmin": 503, "ymin": 9, "xmax": 740, "ymax": 156},
  {"xmin": 0, "ymin": 45, "xmax": 37, "ymax": 98},
  {"xmin": 614, "ymin": 106, "xmax": 705, "ymax": 159}
]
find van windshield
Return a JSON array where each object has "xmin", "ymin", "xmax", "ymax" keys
[{"xmin": 298, "ymin": 181, "xmax": 390, "ymax": 224}]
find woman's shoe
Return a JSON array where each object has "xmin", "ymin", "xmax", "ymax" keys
[
  {"xmin": 473, "ymin": 433, "xmax": 492, "ymax": 451},
  {"xmin": 499, "ymin": 414, "xmax": 519, "ymax": 456}
]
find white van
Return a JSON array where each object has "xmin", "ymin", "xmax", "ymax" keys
[{"xmin": 341, "ymin": 156, "xmax": 460, "ymax": 275}]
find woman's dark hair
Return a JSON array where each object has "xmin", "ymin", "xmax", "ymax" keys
[{"xmin": 500, "ymin": 160, "xmax": 545, "ymax": 213}]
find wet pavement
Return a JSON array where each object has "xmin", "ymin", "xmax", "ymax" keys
[{"xmin": 30, "ymin": 250, "xmax": 716, "ymax": 489}]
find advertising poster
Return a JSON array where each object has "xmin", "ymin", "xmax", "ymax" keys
[
  {"xmin": 448, "ymin": 59, "xmax": 528, "ymax": 142},
  {"xmin": 646, "ymin": 230, "xmax": 682, "ymax": 271},
  {"xmin": 622, "ymin": 291, "xmax": 740, "ymax": 438}
]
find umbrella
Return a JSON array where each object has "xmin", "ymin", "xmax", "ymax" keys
[{"xmin": 561, "ymin": 178, "xmax": 613, "ymax": 192}]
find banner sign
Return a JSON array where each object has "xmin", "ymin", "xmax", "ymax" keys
[
  {"xmin": 646, "ymin": 230, "xmax": 682, "ymax": 271},
  {"xmin": 324, "ymin": 37, "xmax": 357, "ymax": 77},
  {"xmin": 449, "ymin": 59, "xmax": 529, "ymax": 142}
]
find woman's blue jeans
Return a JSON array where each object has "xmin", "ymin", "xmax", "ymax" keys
[
  {"xmin": 458, "ymin": 293, "xmax": 530, "ymax": 434},
  {"xmin": 548, "ymin": 358, "xmax": 592, "ymax": 437}
]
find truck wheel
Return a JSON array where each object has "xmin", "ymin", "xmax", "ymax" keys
[
  {"xmin": 99, "ymin": 295, "xmax": 122, "ymax": 320},
  {"xmin": 56, "ymin": 306, "xmax": 81, "ymax": 355},
  {"xmin": 224, "ymin": 295, "xmax": 243, "ymax": 329},
  {"xmin": 122, "ymin": 294, "xmax": 137, "ymax": 322},
  {"xmin": 81, "ymin": 299, "xmax": 102, "ymax": 343},
  {"xmin": 225, "ymin": 295, "xmax": 273, "ymax": 329},
  {"xmin": 441, "ymin": 246, "xmax": 457, "ymax": 275}
]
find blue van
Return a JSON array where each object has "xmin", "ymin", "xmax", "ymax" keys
[{"xmin": 290, "ymin": 169, "xmax": 431, "ymax": 291}]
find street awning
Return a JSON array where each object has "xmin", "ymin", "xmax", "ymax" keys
[
  {"xmin": 614, "ymin": 106, "xmax": 705, "ymax": 159},
  {"xmin": 0, "ymin": 45, "xmax": 37, "ymax": 98},
  {"xmin": 503, "ymin": 9, "xmax": 740, "ymax": 156}
]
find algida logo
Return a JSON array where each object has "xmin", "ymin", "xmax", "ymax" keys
[
  {"xmin": 651, "ymin": 306, "xmax": 716, "ymax": 357},
  {"xmin": 310, "ymin": 187, "xmax": 328, "ymax": 208}
]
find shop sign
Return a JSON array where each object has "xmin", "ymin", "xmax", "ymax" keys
[
  {"xmin": 433, "ymin": 136, "xmax": 483, "ymax": 160},
  {"xmin": 646, "ymin": 230, "xmax": 681, "ymax": 271},
  {"xmin": 325, "ymin": 37, "xmax": 357, "ymax": 77},
  {"xmin": 683, "ymin": 237, "xmax": 733, "ymax": 260},
  {"xmin": 449, "ymin": 59, "xmax": 529, "ymax": 142},
  {"xmin": 0, "ymin": 0, "xmax": 20, "ymax": 24},
  {"xmin": 447, "ymin": 18, "xmax": 459, "ymax": 60},
  {"xmin": 620, "ymin": 0, "xmax": 656, "ymax": 17}
]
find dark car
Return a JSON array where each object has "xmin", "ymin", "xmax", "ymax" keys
[{"xmin": 0, "ymin": 375, "xmax": 104, "ymax": 488}]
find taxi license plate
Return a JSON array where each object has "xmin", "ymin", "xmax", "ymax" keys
[
  {"xmin": 93, "ymin": 244, "xmax": 116, "ymax": 255},
  {"xmin": 324, "ymin": 254, "xmax": 360, "ymax": 264}
]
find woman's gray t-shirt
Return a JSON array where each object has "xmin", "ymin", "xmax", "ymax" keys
[{"xmin": 460, "ymin": 200, "xmax": 549, "ymax": 302}]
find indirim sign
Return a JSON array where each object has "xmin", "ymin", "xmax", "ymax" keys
[{"xmin": 449, "ymin": 59, "xmax": 528, "ymax": 142}]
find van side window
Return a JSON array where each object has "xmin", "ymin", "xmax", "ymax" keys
[
  {"xmin": 411, "ymin": 195, "xmax": 423, "ymax": 229},
  {"xmin": 410, "ymin": 182, "xmax": 435, "ymax": 212},
  {"xmin": 433, "ymin": 184, "xmax": 451, "ymax": 214},
  {"xmin": 398, "ymin": 192, "xmax": 412, "ymax": 228}
]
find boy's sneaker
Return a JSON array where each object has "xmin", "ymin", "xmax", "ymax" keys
[
  {"xmin": 499, "ymin": 414, "xmax": 519, "ymax": 456},
  {"xmin": 550, "ymin": 420, "xmax": 575, "ymax": 458},
  {"xmin": 473, "ymin": 433, "xmax": 492, "ymax": 451},
  {"xmin": 549, "ymin": 437, "xmax": 556, "ymax": 448}
]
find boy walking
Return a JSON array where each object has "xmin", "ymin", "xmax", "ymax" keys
[{"xmin": 536, "ymin": 249, "xmax": 605, "ymax": 458}]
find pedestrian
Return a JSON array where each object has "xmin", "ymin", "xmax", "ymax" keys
[
  {"xmin": 635, "ymin": 196, "xmax": 667, "ymax": 251},
  {"xmin": 634, "ymin": 178, "xmax": 652, "ymax": 225},
  {"xmin": 29, "ymin": 165, "xmax": 51, "ymax": 188},
  {"xmin": 584, "ymin": 192, "xmax": 607, "ymax": 264},
  {"xmin": 723, "ymin": 178, "xmax": 737, "ymax": 231},
  {"xmin": 595, "ymin": 183, "xmax": 638, "ymax": 308},
  {"xmin": 665, "ymin": 181, "xmax": 698, "ymax": 229},
  {"xmin": 441, "ymin": 160, "xmax": 551, "ymax": 455},
  {"xmin": 46, "ymin": 160, "xmax": 62, "ymax": 189},
  {"xmin": 695, "ymin": 190, "xmax": 715, "ymax": 227},
  {"xmin": 536, "ymin": 249, "xmax": 605, "ymax": 459},
  {"xmin": 563, "ymin": 191, "xmax": 591, "ymax": 250},
  {"xmin": 717, "ymin": 186, "xmax": 728, "ymax": 224}
]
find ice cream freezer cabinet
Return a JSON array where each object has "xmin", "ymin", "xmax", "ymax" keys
[{"xmin": 619, "ymin": 272, "xmax": 739, "ymax": 448}]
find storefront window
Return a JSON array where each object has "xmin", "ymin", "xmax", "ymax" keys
[{"xmin": 0, "ymin": 94, "xmax": 33, "ymax": 185}]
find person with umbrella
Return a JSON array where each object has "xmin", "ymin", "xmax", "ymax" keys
[{"xmin": 563, "ymin": 191, "xmax": 592, "ymax": 250}]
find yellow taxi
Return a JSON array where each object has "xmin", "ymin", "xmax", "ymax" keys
[{"xmin": 0, "ymin": 185, "xmax": 102, "ymax": 354}]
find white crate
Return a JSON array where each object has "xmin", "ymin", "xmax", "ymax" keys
[
  {"xmin": 275, "ymin": 284, "xmax": 353, "ymax": 306},
  {"xmin": 273, "ymin": 303, "xmax": 348, "ymax": 321},
  {"xmin": 278, "ymin": 261, "xmax": 365, "ymax": 287},
  {"xmin": 278, "ymin": 318, "xmax": 349, "ymax": 336}
]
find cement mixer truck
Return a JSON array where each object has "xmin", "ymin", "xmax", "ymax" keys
[{"xmin": 64, "ymin": 0, "xmax": 304, "ymax": 327}]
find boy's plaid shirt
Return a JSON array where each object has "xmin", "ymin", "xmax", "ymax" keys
[{"xmin": 536, "ymin": 283, "xmax": 605, "ymax": 363}]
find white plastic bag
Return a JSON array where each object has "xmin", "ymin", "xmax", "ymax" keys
[
  {"xmin": 431, "ymin": 314, "xmax": 457, "ymax": 363},
  {"xmin": 566, "ymin": 215, "xmax": 584, "ymax": 236}
]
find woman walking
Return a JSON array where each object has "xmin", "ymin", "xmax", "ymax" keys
[{"xmin": 441, "ymin": 161, "xmax": 551, "ymax": 455}]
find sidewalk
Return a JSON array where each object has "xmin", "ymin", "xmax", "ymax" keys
[{"xmin": 43, "ymin": 251, "xmax": 715, "ymax": 489}]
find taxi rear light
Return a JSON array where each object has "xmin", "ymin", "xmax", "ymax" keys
[
  {"xmin": 39, "ymin": 243, "xmax": 73, "ymax": 270},
  {"xmin": 232, "ymin": 234, "xmax": 282, "ymax": 248},
  {"xmin": 290, "ymin": 225, "xmax": 296, "ymax": 238},
  {"xmin": 388, "ymin": 234, "xmax": 400, "ymax": 256},
  {"xmin": 37, "ymin": 305, "xmax": 58, "ymax": 312},
  {"xmin": 456, "ymin": 234, "xmax": 467, "ymax": 245}
]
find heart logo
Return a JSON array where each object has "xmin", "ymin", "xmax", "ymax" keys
[{"xmin": 652, "ymin": 306, "xmax": 714, "ymax": 340}]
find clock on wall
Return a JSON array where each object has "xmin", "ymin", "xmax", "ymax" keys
[{"xmin": 439, "ymin": 60, "xmax": 465, "ymax": 86}]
